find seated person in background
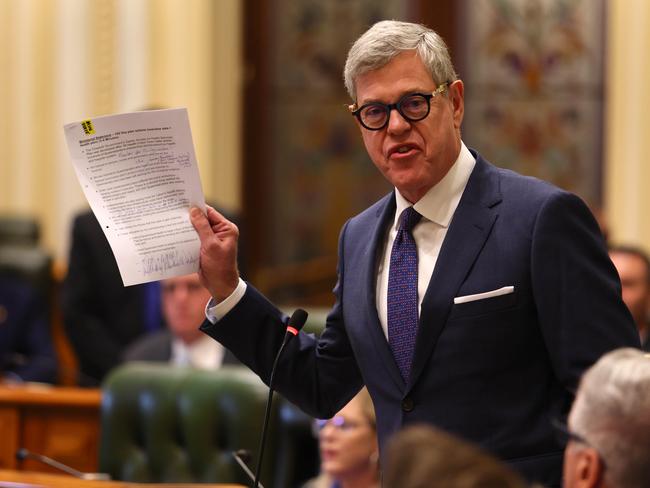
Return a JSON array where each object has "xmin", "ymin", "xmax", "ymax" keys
[
  {"xmin": 305, "ymin": 387, "xmax": 379, "ymax": 488},
  {"xmin": 562, "ymin": 347, "xmax": 650, "ymax": 488},
  {"xmin": 122, "ymin": 273, "xmax": 238, "ymax": 368},
  {"xmin": 383, "ymin": 424, "xmax": 526, "ymax": 488},
  {"xmin": 609, "ymin": 246, "xmax": 650, "ymax": 350},
  {"xmin": 63, "ymin": 205, "xmax": 243, "ymax": 385},
  {"xmin": 62, "ymin": 210, "xmax": 165, "ymax": 386},
  {"xmin": 0, "ymin": 277, "xmax": 57, "ymax": 383}
]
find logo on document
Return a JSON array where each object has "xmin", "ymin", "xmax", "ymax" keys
[{"xmin": 81, "ymin": 120, "xmax": 95, "ymax": 135}]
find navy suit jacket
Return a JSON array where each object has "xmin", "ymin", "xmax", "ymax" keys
[{"xmin": 202, "ymin": 152, "xmax": 640, "ymax": 486}]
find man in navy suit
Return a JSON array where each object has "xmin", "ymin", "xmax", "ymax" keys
[{"xmin": 190, "ymin": 21, "xmax": 639, "ymax": 486}]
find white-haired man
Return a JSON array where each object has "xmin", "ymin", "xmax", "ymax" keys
[
  {"xmin": 563, "ymin": 348, "xmax": 650, "ymax": 488},
  {"xmin": 190, "ymin": 20, "xmax": 639, "ymax": 486}
]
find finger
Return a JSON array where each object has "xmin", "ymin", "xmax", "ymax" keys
[
  {"xmin": 205, "ymin": 205, "xmax": 229, "ymax": 226},
  {"xmin": 206, "ymin": 205, "xmax": 238, "ymax": 236},
  {"xmin": 190, "ymin": 207, "xmax": 214, "ymax": 241}
]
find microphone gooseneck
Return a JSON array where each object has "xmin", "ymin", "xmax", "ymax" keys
[
  {"xmin": 253, "ymin": 308, "xmax": 308, "ymax": 488},
  {"xmin": 16, "ymin": 448, "xmax": 111, "ymax": 481},
  {"xmin": 232, "ymin": 449, "xmax": 263, "ymax": 488}
]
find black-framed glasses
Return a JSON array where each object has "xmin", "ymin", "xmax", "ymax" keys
[{"xmin": 348, "ymin": 82, "xmax": 449, "ymax": 131}]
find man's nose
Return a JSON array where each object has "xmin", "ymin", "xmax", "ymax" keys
[{"xmin": 386, "ymin": 107, "xmax": 411, "ymax": 134}]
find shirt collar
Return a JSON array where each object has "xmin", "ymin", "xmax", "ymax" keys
[
  {"xmin": 172, "ymin": 334, "xmax": 221, "ymax": 369},
  {"xmin": 394, "ymin": 142, "xmax": 476, "ymax": 229}
]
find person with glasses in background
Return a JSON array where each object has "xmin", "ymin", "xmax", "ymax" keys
[
  {"xmin": 561, "ymin": 348, "xmax": 650, "ymax": 488},
  {"xmin": 191, "ymin": 20, "xmax": 639, "ymax": 487},
  {"xmin": 305, "ymin": 388, "xmax": 379, "ymax": 488}
]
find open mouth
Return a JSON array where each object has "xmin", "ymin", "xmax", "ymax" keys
[{"xmin": 389, "ymin": 144, "xmax": 418, "ymax": 158}]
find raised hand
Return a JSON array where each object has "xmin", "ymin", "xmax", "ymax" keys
[{"xmin": 190, "ymin": 205, "xmax": 240, "ymax": 302}]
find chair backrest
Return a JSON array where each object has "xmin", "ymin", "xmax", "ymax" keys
[
  {"xmin": 99, "ymin": 362, "xmax": 319, "ymax": 487},
  {"xmin": 0, "ymin": 245, "xmax": 52, "ymax": 301},
  {"xmin": 0, "ymin": 216, "xmax": 40, "ymax": 246}
]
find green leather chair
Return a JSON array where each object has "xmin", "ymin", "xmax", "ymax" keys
[{"xmin": 99, "ymin": 363, "xmax": 319, "ymax": 487}]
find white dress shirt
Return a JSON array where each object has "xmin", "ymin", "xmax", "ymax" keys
[
  {"xmin": 375, "ymin": 143, "xmax": 475, "ymax": 338},
  {"xmin": 207, "ymin": 142, "xmax": 475, "ymax": 332},
  {"xmin": 171, "ymin": 334, "xmax": 226, "ymax": 369}
]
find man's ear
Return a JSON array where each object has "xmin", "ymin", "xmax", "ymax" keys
[
  {"xmin": 574, "ymin": 447, "xmax": 605, "ymax": 487},
  {"xmin": 448, "ymin": 80, "xmax": 464, "ymax": 129}
]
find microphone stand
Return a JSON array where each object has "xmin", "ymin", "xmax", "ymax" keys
[
  {"xmin": 232, "ymin": 449, "xmax": 264, "ymax": 488},
  {"xmin": 16, "ymin": 448, "xmax": 111, "ymax": 480},
  {"xmin": 252, "ymin": 309, "xmax": 308, "ymax": 488}
]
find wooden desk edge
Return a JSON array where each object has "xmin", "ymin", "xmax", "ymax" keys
[
  {"xmin": 0, "ymin": 470, "xmax": 245, "ymax": 488},
  {"xmin": 0, "ymin": 386, "xmax": 101, "ymax": 407}
]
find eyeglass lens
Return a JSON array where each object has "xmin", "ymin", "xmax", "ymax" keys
[
  {"xmin": 359, "ymin": 93, "xmax": 431, "ymax": 130},
  {"xmin": 314, "ymin": 415, "xmax": 359, "ymax": 432}
]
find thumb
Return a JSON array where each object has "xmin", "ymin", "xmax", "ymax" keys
[{"xmin": 190, "ymin": 207, "xmax": 213, "ymax": 241}]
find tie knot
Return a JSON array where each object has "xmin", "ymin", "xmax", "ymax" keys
[{"xmin": 399, "ymin": 206, "xmax": 421, "ymax": 233}]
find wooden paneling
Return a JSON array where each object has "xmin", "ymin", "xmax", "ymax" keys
[
  {"xmin": 0, "ymin": 385, "xmax": 101, "ymax": 474},
  {"xmin": 0, "ymin": 407, "xmax": 20, "ymax": 470}
]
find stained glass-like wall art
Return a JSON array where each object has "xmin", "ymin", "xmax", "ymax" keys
[{"xmin": 459, "ymin": 0, "xmax": 605, "ymax": 206}]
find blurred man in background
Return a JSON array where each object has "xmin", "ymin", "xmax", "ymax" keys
[
  {"xmin": 562, "ymin": 348, "xmax": 650, "ymax": 488},
  {"xmin": 609, "ymin": 246, "xmax": 650, "ymax": 350},
  {"xmin": 62, "ymin": 210, "xmax": 164, "ymax": 385},
  {"xmin": 122, "ymin": 273, "xmax": 238, "ymax": 368},
  {"xmin": 63, "ymin": 204, "xmax": 244, "ymax": 385}
]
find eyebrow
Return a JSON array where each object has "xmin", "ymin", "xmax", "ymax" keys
[{"xmin": 358, "ymin": 88, "xmax": 434, "ymax": 106}]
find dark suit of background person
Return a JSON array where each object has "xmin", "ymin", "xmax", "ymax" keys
[
  {"xmin": 62, "ymin": 210, "xmax": 161, "ymax": 386},
  {"xmin": 63, "ymin": 207, "xmax": 245, "ymax": 386},
  {"xmin": 191, "ymin": 21, "xmax": 640, "ymax": 487},
  {"xmin": 0, "ymin": 278, "xmax": 57, "ymax": 383}
]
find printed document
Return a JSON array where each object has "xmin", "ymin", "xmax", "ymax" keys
[{"xmin": 64, "ymin": 108, "xmax": 206, "ymax": 286}]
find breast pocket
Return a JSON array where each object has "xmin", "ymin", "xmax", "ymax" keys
[{"xmin": 448, "ymin": 288, "xmax": 518, "ymax": 320}]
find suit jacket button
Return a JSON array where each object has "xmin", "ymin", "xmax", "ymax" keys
[{"xmin": 402, "ymin": 397, "xmax": 414, "ymax": 412}]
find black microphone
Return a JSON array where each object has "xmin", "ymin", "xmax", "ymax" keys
[
  {"xmin": 16, "ymin": 448, "xmax": 111, "ymax": 480},
  {"xmin": 232, "ymin": 449, "xmax": 265, "ymax": 488},
  {"xmin": 253, "ymin": 309, "xmax": 308, "ymax": 488}
]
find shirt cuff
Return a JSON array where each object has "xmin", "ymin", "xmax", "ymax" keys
[{"xmin": 205, "ymin": 278, "xmax": 247, "ymax": 324}]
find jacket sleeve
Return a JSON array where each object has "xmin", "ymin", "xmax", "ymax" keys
[
  {"xmin": 531, "ymin": 191, "xmax": 640, "ymax": 391},
  {"xmin": 200, "ymin": 220, "xmax": 363, "ymax": 418}
]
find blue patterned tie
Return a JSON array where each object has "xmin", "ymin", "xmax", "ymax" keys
[{"xmin": 387, "ymin": 206, "xmax": 421, "ymax": 381}]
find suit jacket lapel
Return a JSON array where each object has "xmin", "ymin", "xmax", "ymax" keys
[
  {"xmin": 407, "ymin": 157, "xmax": 502, "ymax": 390},
  {"xmin": 359, "ymin": 193, "xmax": 407, "ymax": 390}
]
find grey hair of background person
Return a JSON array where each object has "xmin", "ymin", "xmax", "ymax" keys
[
  {"xmin": 343, "ymin": 20, "xmax": 458, "ymax": 102},
  {"xmin": 569, "ymin": 347, "xmax": 650, "ymax": 488}
]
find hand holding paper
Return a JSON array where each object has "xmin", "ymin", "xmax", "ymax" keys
[{"xmin": 190, "ymin": 206, "xmax": 240, "ymax": 302}]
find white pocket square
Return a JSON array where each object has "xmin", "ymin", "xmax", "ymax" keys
[{"xmin": 454, "ymin": 286, "xmax": 515, "ymax": 304}]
